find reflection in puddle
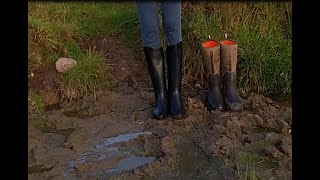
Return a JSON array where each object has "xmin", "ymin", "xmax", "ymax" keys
[
  {"xmin": 63, "ymin": 131, "xmax": 155, "ymax": 177},
  {"xmin": 95, "ymin": 131, "xmax": 152, "ymax": 149}
]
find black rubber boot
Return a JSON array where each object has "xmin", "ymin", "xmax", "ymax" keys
[
  {"xmin": 201, "ymin": 40, "xmax": 225, "ymax": 111},
  {"xmin": 166, "ymin": 42, "xmax": 186, "ymax": 119},
  {"xmin": 220, "ymin": 39, "xmax": 242, "ymax": 111},
  {"xmin": 144, "ymin": 47, "xmax": 168, "ymax": 119}
]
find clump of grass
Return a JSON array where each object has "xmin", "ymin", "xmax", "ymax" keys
[
  {"xmin": 28, "ymin": 91, "xmax": 45, "ymax": 114},
  {"xmin": 235, "ymin": 141, "xmax": 280, "ymax": 179},
  {"xmin": 237, "ymin": 160, "xmax": 258, "ymax": 180},
  {"xmin": 182, "ymin": 2, "xmax": 292, "ymax": 95},
  {"xmin": 236, "ymin": 151, "xmax": 277, "ymax": 180},
  {"xmin": 59, "ymin": 48, "xmax": 111, "ymax": 101}
]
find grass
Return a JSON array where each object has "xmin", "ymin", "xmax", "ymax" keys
[
  {"xmin": 235, "ymin": 141, "xmax": 281, "ymax": 179},
  {"xmin": 183, "ymin": 2, "xmax": 292, "ymax": 95},
  {"xmin": 28, "ymin": 1, "xmax": 292, "ymax": 104},
  {"xmin": 28, "ymin": 91, "xmax": 45, "ymax": 114},
  {"xmin": 237, "ymin": 160, "xmax": 258, "ymax": 180},
  {"xmin": 59, "ymin": 48, "xmax": 111, "ymax": 101},
  {"xmin": 28, "ymin": 2, "xmax": 129, "ymax": 101}
]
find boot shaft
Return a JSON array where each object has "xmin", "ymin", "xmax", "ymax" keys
[
  {"xmin": 143, "ymin": 47, "xmax": 168, "ymax": 119},
  {"xmin": 201, "ymin": 40, "xmax": 221, "ymax": 76},
  {"xmin": 143, "ymin": 47, "xmax": 167, "ymax": 96},
  {"xmin": 166, "ymin": 41, "xmax": 183, "ymax": 92},
  {"xmin": 166, "ymin": 41, "xmax": 186, "ymax": 119},
  {"xmin": 220, "ymin": 39, "xmax": 238, "ymax": 77}
]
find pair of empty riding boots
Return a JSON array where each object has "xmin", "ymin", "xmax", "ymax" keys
[{"xmin": 202, "ymin": 39, "xmax": 242, "ymax": 111}]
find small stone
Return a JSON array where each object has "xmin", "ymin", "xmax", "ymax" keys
[
  {"xmin": 240, "ymin": 90, "xmax": 249, "ymax": 99},
  {"xmin": 195, "ymin": 84, "xmax": 201, "ymax": 90},
  {"xmin": 244, "ymin": 136, "xmax": 252, "ymax": 144},
  {"xmin": 265, "ymin": 98, "xmax": 273, "ymax": 104}
]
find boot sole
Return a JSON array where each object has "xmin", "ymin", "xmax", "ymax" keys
[
  {"xmin": 169, "ymin": 113, "xmax": 186, "ymax": 120},
  {"xmin": 225, "ymin": 101, "xmax": 242, "ymax": 112},
  {"xmin": 151, "ymin": 114, "xmax": 167, "ymax": 120},
  {"xmin": 208, "ymin": 104, "xmax": 225, "ymax": 111}
]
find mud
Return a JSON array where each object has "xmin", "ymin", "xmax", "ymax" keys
[
  {"xmin": 28, "ymin": 37, "xmax": 292, "ymax": 179},
  {"xmin": 28, "ymin": 63, "xmax": 61, "ymax": 106}
]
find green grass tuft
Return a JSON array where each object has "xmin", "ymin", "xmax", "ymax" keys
[
  {"xmin": 59, "ymin": 49, "xmax": 111, "ymax": 101},
  {"xmin": 28, "ymin": 91, "xmax": 45, "ymax": 114}
]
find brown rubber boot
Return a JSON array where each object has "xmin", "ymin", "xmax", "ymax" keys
[
  {"xmin": 201, "ymin": 40, "xmax": 224, "ymax": 111},
  {"xmin": 220, "ymin": 39, "xmax": 242, "ymax": 111}
]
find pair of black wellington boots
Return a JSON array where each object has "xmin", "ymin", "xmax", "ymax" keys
[{"xmin": 144, "ymin": 41, "xmax": 185, "ymax": 120}]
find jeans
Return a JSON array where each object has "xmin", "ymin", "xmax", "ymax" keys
[{"xmin": 136, "ymin": 0, "xmax": 182, "ymax": 48}]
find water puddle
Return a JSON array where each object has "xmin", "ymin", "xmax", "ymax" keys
[
  {"xmin": 95, "ymin": 131, "xmax": 152, "ymax": 149},
  {"xmin": 63, "ymin": 131, "xmax": 155, "ymax": 177}
]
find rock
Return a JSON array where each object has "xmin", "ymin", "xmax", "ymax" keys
[
  {"xmin": 249, "ymin": 94, "xmax": 268, "ymax": 108},
  {"xmin": 186, "ymin": 97, "xmax": 204, "ymax": 110},
  {"xmin": 243, "ymin": 135, "xmax": 252, "ymax": 144},
  {"xmin": 279, "ymin": 138, "xmax": 292, "ymax": 158},
  {"xmin": 263, "ymin": 146, "xmax": 284, "ymax": 161},
  {"xmin": 195, "ymin": 84, "xmax": 202, "ymax": 90},
  {"xmin": 239, "ymin": 90, "xmax": 249, "ymax": 99},
  {"xmin": 265, "ymin": 97, "xmax": 273, "ymax": 104},
  {"xmin": 55, "ymin": 58, "xmax": 77, "ymax": 73}
]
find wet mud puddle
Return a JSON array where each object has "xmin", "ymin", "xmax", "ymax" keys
[{"xmin": 63, "ymin": 131, "xmax": 155, "ymax": 177}]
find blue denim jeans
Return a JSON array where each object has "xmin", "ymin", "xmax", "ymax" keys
[{"xmin": 136, "ymin": 0, "xmax": 182, "ymax": 48}]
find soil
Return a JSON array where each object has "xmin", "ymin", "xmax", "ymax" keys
[
  {"xmin": 28, "ymin": 63, "xmax": 61, "ymax": 106},
  {"xmin": 28, "ymin": 37, "xmax": 292, "ymax": 180}
]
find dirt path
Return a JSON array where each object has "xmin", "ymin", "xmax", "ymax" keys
[{"xmin": 28, "ymin": 37, "xmax": 292, "ymax": 180}]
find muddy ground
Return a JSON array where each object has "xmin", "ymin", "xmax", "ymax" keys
[{"xmin": 28, "ymin": 37, "xmax": 292, "ymax": 180}]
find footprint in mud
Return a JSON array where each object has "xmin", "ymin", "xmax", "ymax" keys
[{"xmin": 63, "ymin": 131, "xmax": 158, "ymax": 179}]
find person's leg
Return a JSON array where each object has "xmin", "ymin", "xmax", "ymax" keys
[
  {"xmin": 161, "ymin": 0, "xmax": 186, "ymax": 119},
  {"xmin": 161, "ymin": 0, "xmax": 182, "ymax": 46},
  {"xmin": 136, "ymin": 0, "xmax": 161, "ymax": 48},
  {"xmin": 136, "ymin": 0, "xmax": 168, "ymax": 119}
]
